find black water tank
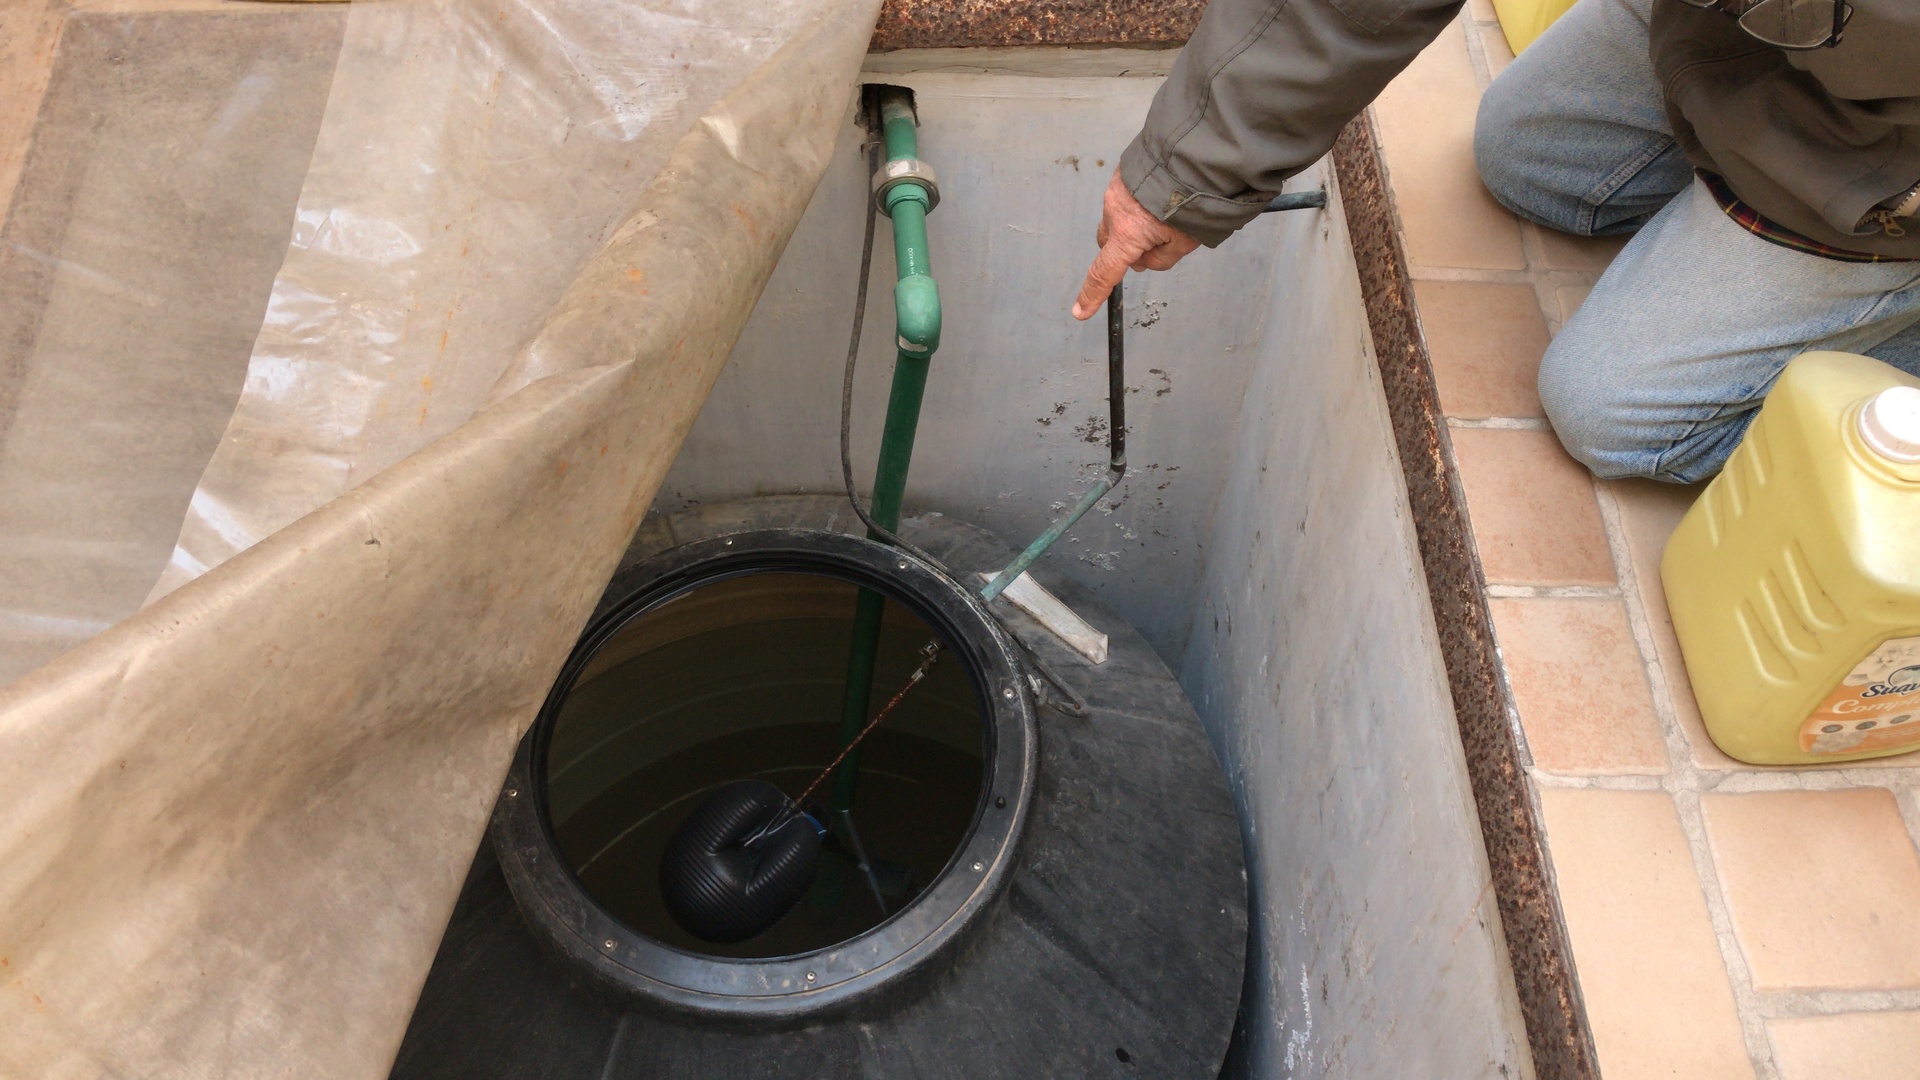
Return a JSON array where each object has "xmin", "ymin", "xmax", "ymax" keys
[{"xmin": 391, "ymin": 497, "xmax": 1248, "ymax": 1078}]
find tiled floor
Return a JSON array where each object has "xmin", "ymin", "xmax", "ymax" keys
[{"xmin": 1373, "ymin": 11, "xmax": 1920, "ymax": 1079}]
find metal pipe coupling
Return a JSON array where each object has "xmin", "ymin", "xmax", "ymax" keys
[{"xmin": 874, "ymin": 157, "xmax": 939, "ymax": 216}]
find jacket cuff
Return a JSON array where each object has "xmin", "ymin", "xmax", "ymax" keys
[{"xmin": 1119, "ymin": 137, "xmax": 1274, "ymax": 249}]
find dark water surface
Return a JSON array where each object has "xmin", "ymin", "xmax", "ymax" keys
[{"xmin": 544, "ymin": 573, "xmax": 986, "ymax": 958}]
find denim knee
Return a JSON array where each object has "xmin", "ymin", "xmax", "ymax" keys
[
  {"xmin": 1536, "ymin": 333, "xmax": 1657, "ymax": 480},
  {"xmin": 1472, "ymin": 78, "xmax": 1556, "ymax": 229}
]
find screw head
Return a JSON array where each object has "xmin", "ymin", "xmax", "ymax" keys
[
  {"xmin": 897, "ymin": 560, "xmax": 908, "ymax": 570},
  {"xmin": 1002, "ymin": 687, "xmax": 1015, "ymax": 699},
  {"xmin": 505, "ymin": 789, "xmax": 518, "ymax": 798},
  {"xmin": 805, "ymin": 971, "xmax": 817, "ymax": 983},
  {"xmin": 603, "ymin": 939, "xmax": 617, "ymax": 950},
  {"xmin": 971, "ymin": 861, "xmax": 984, "ymax": 873}
]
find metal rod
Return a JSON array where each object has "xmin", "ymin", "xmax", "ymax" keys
[
  {"xmin": 1264, "ymin": 189, "xmax": 1328, "ymax": 213},
  {"xmin": 980, "ymin": 279, "xmax": 1128, "ymax": 603},
  {"xmin": 836, "ymin": 809, "xmax": 890, "ymax": 917}
]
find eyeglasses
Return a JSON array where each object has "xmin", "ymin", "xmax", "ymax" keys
[{"xmin": 1677, "ymin": 0, "xmax": 1854, "ymax": 49}]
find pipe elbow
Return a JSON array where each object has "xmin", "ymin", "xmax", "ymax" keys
[{"xmin": 893, "ymin": 274, "xmax": 941, "ymax": 354}]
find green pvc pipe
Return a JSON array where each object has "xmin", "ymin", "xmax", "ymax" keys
[{"xmin": 832, "ymin": 89, "xmax": 941, "ymax": 814}]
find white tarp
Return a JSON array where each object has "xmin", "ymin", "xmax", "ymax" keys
[{"xmin": 0, "ymin": 0, "xmax": 881, "ymax": 1073}]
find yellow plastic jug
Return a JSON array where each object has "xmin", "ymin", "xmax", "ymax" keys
[
  {"xmin": 1492, "ymin": 0, "xmax": 1578, "ymax": 54},
  {"xmin": 1662, "ymin": 352, "xmax": 1920, "ymax": 765}
]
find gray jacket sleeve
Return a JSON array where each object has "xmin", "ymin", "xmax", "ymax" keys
[{"xmin": 1122, "ymin": 0, "xmax": 1466, "ymax": 246}]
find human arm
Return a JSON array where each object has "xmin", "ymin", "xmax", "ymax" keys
[{"xmin": 1073, "ymin": 0, "xmax": 1467, "ymax": 318}]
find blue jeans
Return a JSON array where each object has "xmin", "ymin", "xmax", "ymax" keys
[{"xmin": 1472, "ymin": 0, "xmax": 1920, "ymax": 483}]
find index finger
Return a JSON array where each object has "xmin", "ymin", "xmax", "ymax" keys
[{"xmin": 1072, "ymin": 237, "xmax": 1137, "ymax": 320}]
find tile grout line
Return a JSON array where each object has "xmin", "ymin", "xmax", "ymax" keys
[
  {"xmin": 1751, "ymin": 987, "xmax": 1920, "ymax": 1020},
  {"xmin": 1447, "ymin": 417, "xmax": 1552, "ymax": 431},
  {"xmin": 1894, "ymin": 785, "xmax": 1920, "ymax": 883},
  {"xmin": 1591, "ymin": 480, "xmax": 1785, "ymax": 1080},
  {"xmin": 1460, "ymin": 10, "xmax": 1493, "ymax": 88},
  {"xmin": 1409, "ymin": 265, "xmax": 1532, "ymax": 284},
  {"xmin": 1409, "ymin": 261, "xmax": 1607, "ymax": 289},
  {"xmin": 1706, "ymin": 766, "xmax": 1920, "ymax": 791},
  {"xmin": 1527, "ymin": 771, "xmax": 1666, "ymax": 791},
  {"xmin": 1513, "ymin": 224, "xmax": 1570, "ymax": 339},
  {"xmin": 1484, "ymin": 584, "xmax": 1619, "ymax": 599}
]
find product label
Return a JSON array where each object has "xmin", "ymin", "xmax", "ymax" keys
[{"xmin": 1801, "ymin": 636, "xmax": 1920, "ymax": 755}]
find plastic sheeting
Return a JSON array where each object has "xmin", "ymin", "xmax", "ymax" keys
[
  {"xmin": 147, "ymin": 0, "xmax": 856, "ymax": 604},
  {"xmin": 0, "ymin": 2, "xmax": 349, "ymax": 686},
  {"xmin": 1, "ymin": 0, "xmax": 867, "ymax": 682},
  {"xmin": 0, "ymin": 0, "xmax": 881, "ymax": 1072}
]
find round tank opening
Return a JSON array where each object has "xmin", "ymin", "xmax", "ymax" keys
[{"xmin": 540, "ymin": 570, "xmax": 987, "ymax": 959}]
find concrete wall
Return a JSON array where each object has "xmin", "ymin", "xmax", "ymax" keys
[
  {"xmin": 1178, "ymin": 168, "xmax": 1534, "ymax": 1080},
  {"xmin": 659, "ymin": 55, "xmax": 1277, "ymax": 663},
  {"xmin": 660, "ymin": 52, "xmax": 1533, "ymax": 1079}
]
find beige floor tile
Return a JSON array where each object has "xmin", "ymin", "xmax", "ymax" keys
[
  {"xmin": 1704, "ymin": 788, "xmax": 1920, "ymax": 992},
  {"xmin": 1531, "ymin": 224, "xmax": 1630, "ymax": 272},
  {"xmin": 1539, "ymin": 788, "xmax": 1755, "ymax": 1080},
  {"xmin": 1554, "ymin": 284, "xmax": 1592, "ymax": 329},
  {"xmin": 1608, "ymin": 478, "xmax": 1738, "ymax": 771},
  {"xmin": 1416, "ymin": 280, "xmax": 1548, "ymax": 419},
  {"xmin": 1492, "ymin": 597, "xmax": 1667, "ymax": 773},
  {"xmin": 1768, "ymin": 1011, "xmax": 1920, "ymax": 1080},
  {"xmin": 1374, "ymin": 22, "xmax": 1527, "ymax": 272},
  {"xmin": 1452, "ymin": 428, "xmax": 1613, "ymax": 585},
  {"xmin": 1476, "ymin": 23, "xmax": 1515, "ymax": 80}
]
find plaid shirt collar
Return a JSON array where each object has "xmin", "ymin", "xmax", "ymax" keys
[{"xmin": 1699, "ymin": 170, "xmax": 1912, "ymax": 264}]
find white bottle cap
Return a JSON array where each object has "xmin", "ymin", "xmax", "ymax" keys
[{"xmin": 1859, "ymin": 385, "xmax": 1920, "ymax": 464}]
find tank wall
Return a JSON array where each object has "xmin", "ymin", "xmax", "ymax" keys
[
  {"xmin": 660, "ymin": 54, "xmax": 1533, "ymax": 1079},
  {"xmin": 1177, "ymin": 174, "xmax": 1535, "ymax": 1079}
]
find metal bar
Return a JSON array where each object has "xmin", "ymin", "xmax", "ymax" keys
[
  {"xmin": 980, "ymin": 477, "xmax": 1115, "ymax": 604},
  {"xmin": 1264, "ymin": 189, "xmax": 1328, "ymax": 213},
  {"xmin": 980, "ymin": 279, "xmax": 1128, "ymax": 603},
  {"xmin": 835, "ymin": 809, "xmax": 890, "ymax": 916}
]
